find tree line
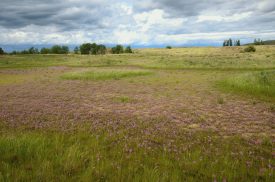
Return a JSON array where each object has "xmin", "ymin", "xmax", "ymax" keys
[
  {"xmin": 223, "ymin": 39, "xmax": 241, "ymax": 46},
  {"xmin": 1, "ymin": 45, "xmax": 70, "ymax": 55},
  {"xmin": 77, "ymin": 43, "xmax": 132, "ymax": 55},
  {"xmin": 0, "ymin": 43, "xmax": 133, "ymax": 55}
]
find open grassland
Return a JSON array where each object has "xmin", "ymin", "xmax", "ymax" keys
[{"xmin": 0, "ymin": 46, "xmax": 274, "ymax": 181}]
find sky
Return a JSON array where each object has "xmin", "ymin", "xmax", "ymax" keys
[{"xmin": 1, "ymin": 0, "xmax": 275, "ymax": 49}]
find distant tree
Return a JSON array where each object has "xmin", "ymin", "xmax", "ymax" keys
[
  {"xmin": 111, "ymin": 45, "xmax": 124, "ymax": 54},
  {"xmin": 0, "ymin": 47, "xmax": 5, "ymax": 55},
  {"xmin": 236, "ymin": 40, "xmax": 241, "ymax": 46},
  {"xmin": 21, "ymin": 50, "xmax": 29, "ymax": 54},
  {"xmin": 74, "ymin": 46, "xmax": 79, "ymax": 54},
  {"xmin": 90, "ymin": 43, "xmax": 98, "ymax": 55},
  {"xmin": 40, "ymin": 48, "xmax": 51, "ymax": 54},
  {"xmin": 28, "ymin": 47, "xmax": 36, "ymax": 54},
  {"xmin": 61, "ymin": 46, "xmax": 69, "ymax": 54},
  {"xmin": 125, "ymin": 46, "xmax": 133, "ymax": 53},
  {"xmin": 51, "ymin": 45, "xmax": 61, "ymax": 54},
  {"xmin": 80, "ymin": 43, "xmax": 92, "ymax": 54},
  {"xmin": 229, "ymin": 38, "xmax": 233, "ymax": 46},
  {"xmin": 97, "ymin": 44, "xmax": 106, "ymax": 54},
  {"xmin": 166, "ymin": 46, "xmax": 172, "ymax": 49},
  {"xmin": 223, "ymin": 41, "xmax": 226, "ymax": 47},
  {"xmin": 50, "ymin": 45, "xmax": 68, "ymax": 54}
]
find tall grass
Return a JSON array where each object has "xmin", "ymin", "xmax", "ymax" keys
[
  {"xmin": 0, "ymin": 127, "xmax": 273, "ymax": 181},
  {"xmin": 217, "ymin": 71, "xmax": 275, "ymax": 101},
  {"xmin": 60, "ymin": 69, "xmax": 153, "ymax": 80}
]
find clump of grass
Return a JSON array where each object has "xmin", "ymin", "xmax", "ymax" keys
[
  {"xmin": 0, "ymin": 74, "xmax": 28, "ymax": 85},
  {"xmin": 217, "ymin": 71, "xmax": 275, "ymax": 100},
  {"xmin": 113, "ymin": 96, "xmax": 133, "ymax": 103},
  {"xmin": 217, "ymin": 97, "xmax": 224, "ymax": 104},
  {"xmin": 61, "ymin": 69, "xmax": 153, "ymax": 81}
]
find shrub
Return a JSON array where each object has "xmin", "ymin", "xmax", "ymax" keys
[
  {"xmin": 244, "ymin": 46, "xmax": 256, "ymax": 52},
  {"xmin": 166, "ymin": 46, "xmax": 172, "ymax": 49}
]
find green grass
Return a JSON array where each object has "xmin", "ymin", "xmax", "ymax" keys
[
  {"xmin": 0, "ymin": 74, "xmax": 30, "ymax": 85},
  {"xmin": 113, "ymin": 96, "xmax": 133, "ymax": 103},
  {"xmin": 0, "ymin": 127, "xmax": 273, "ymax": 181},
  {"xmin": 217, "ymin": 71, "xmax": 275, "ymax": 101},
  {"xmin": 60, "ymin": 69, "xmax": 153, "ymax": 81}
]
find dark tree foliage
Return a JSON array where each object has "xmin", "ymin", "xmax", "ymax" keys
[
  {"xmin": 229, "ymin": 39, "xmax": 233, "ymax": 46},
  {"xmin": 166, "ymin": 46, "xmax": 172, "ymax": 49},
  {"xmin": 90, "ymin": 43, "xmax": 98, "ymax": 55},
  {"xmin": 40, "ymin": 48, "xmax": 51, "ymax": 54},
  {"xmin": 79, "ymin": 43, "xmax": 107, "ymax": 55},
  {"xmin": 125, "ymin": 46, "xmax": 133, "ymax": 53},
  {"xmin": 80, "ymin": 43, "xmax": 92, "ymax": 54},
  {"xmin": 223, "ymin": 39, "xmax": 240, "ymax": 47},
  {"xmin": 0, "ymin": 47, "xmax": 5, "ymax": 55},
  {"xmin": 28, "ymin": 47, "xmax": 39, "ymax": 54},
  {"xmin": 111, "ymin": 45, "xmax": 124, "ymax": 54},
  {"xmin": 97, "ymin": 44, "xmax": 107, "ymax": 55},
  {"xmin": 51, "ymin": 45, "xmax": 69, "ymax": 54}
]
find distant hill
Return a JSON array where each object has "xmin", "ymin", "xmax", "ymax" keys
[
  {"xmin": 261, "ymin": 40, "xmax": 275, "ymax": 45},
  {"xmin": 244, "ymin": 40, "xmax": 275, "ymax": 45}
]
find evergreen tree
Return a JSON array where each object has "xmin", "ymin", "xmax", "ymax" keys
[
  {"xmin": 237, "ymin": 40, "xmax": 241, "ymax": 46},
  {"xmin": 229, "ymin": 39, "xmax": 233, "ymax": 46}
]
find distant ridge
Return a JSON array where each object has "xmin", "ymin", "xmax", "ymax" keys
[{"xmin": 244, "ymin": 40, "xmax": 275, "ymax": 45}]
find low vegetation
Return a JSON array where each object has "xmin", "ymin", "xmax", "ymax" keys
[
  {"xmin": 244, "ymin": 45, "xmax": 256, "ymax": 52},
  {"xmin": 218, "ymin": 71, "xmax": 275, "ymax": 101},
  {"xmin": 0, "ymin": 125, "xmax": 273, "ymax": 181},
  {"xmin": 61, "ymin": 69, "xmax": 153, "ymax": 80}
]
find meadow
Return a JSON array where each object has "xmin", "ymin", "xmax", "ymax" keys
[{"xmin": 0, "ymin": 46, "xmax": 274, "ymax": 181}]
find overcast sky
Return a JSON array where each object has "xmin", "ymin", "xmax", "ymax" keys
[{"xmin": 1, "ymin": 0, "xmax": 275, "ymax": 47}]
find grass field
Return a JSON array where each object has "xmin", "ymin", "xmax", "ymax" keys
[{"xmin": 0, "ymin": 46, "xmax": 274, "ymax": 181}]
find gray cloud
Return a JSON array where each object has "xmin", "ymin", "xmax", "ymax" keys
[
  {"xmin": 0, "ymin": 0, "xmax": 111, "ymax": 30},
  {"xmin": 0, "ymin": 0, "xmax": 275, "ymax": 45}
]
